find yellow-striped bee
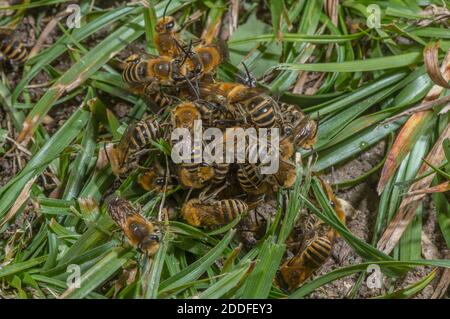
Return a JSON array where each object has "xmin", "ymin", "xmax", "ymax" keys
[
  {"xmin": 122, "ymin": 54, "xmax": 176, "ymax": 86},
  {"xmin": 106, "ymin": 196, "xmax": 161, "ymax": 256},
  {"xmin": 181, "ymin": 197, "xmax": 248, "ymax": 228},
  {"xmin": 108, "ymin": 116, "xmax": 164, "ymax": 177},
  {"xmin": 198, "ymin": 82, "xmax": 281, "ymax": 128},
  {"xmin": 276, "ymin": 236, "xmax": 332, "ymax": 292}
]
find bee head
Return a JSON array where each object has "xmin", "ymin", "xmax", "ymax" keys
[
  {"xmin": 138, "ymin": 233, "xmax": 161, "ymax": 256},
  {"xmin": 156, "ymin": 16, "xmax": 176, "ymax": 33}
]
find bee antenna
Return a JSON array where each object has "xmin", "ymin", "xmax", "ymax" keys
[
  {"xmin": 183, "ymin": 75, "xmax": 200, "ymax": 100},
  {"xmin": 241, "ymin": 62, "xmax": 256, "ymax": 88},
  {"xmin": 316, "ymin": 111, "xmax": 321, "ymax": 127},
  {"xmin": 162, "ymin": 0, "xmax": 172, "ymax": 20}
]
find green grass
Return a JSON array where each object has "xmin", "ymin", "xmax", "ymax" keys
[{"xmin": 1, "ymin": 0, "xmax": 450, "ymax": 299}]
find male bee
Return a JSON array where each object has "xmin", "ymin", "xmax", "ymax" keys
[
  {"xmin": 276, "ymin": 236, "xmax": 332, "ymax": 292},
  {"xmin": 171, "ymin": 101, "xmax": 202, "ymax": 130},
  {"xmin": 154, "ymin": 16, "xmax": 181, "ymax": 57},
  {"xmin": 171, "ymin": 40, "xmax": 228, "ymax": 84},
  {"xmin": 108, "ymin": 116, "xmax": 163, "ymax": 177},
  {"xmin": 106, "ymin": 196, "xmax": 161, "ymax": 256},
  {"xmin": 181, "ymin": 197, "xmax": 248, "ymax": 228},
  {"xmin": 0, "ymin": 35, "xmax": 28, "ymax": 64}
]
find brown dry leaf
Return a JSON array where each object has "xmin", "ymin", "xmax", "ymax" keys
[
  {"xmin": 431, "ymin": 251, "xmax": 450, "ymax": 299},
  {"xmin": 424, "ymin": 42, "xmax": 450, "ymax": 89},
  {"xmin": 377, "ymin": 121, "xmax": 450, "ymax": 254},
  {"xmin": 404, "ymin": 181, "xmax": 450, "ymax": 197},
  {"xmin": 377, "ymin": 48, "xmax": 450, "ymax": 194},
  {"xmin": 0, "ymin": 176, "xmax": 37, "ymax": 228},
  {"xmin": 325, "ymin": 0, "xmax": 339, "ymax": 27},
  {"xmin": 201, "ymin": 11, "xmax": 223, "ymax": 45}
]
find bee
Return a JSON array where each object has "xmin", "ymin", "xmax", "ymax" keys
[
  {"xmin": 122, "ymin": 54, "xmax": 175, "ymax": 86},
  {"xmin": 154, "ymin": 16, "xmax": 182, "ymax": 57},
  {"xmin": 108, "ymin": 116, "xmax": 163, "ymax": 177},
  {"xmin": 171, "ymin": 102, "xmax": 202, "ymax": 130},
  {"xmin": 137, "ymin": 161, "xmax": 173, "ymax": 193},
  {"xmin": 181, "ymin": 197, "xmax": 248, "ymax": 228},
  {"xmin": 198, "ymin": 82, "xmax": 281, "ymax": 128},
  {"xmin": 106, "ymin": 196, "xmax": 161, "ymax": 256},
  {"xmin": 177, "ymin": 145, "xmax": 215, "ymax": 189},
  {"xmin": 276, "ymin": 236, "xmax": 332, "ymax": 292},
  {"xmin": 169, "ymin": 40, "xmax": 228, "ymax": 85},
  {"xmin": 0, "ymin": 35, "xmax": 28, "ymax": 64}
]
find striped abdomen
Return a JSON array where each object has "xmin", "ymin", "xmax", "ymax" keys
[
  {"xmin": 301, "ymin": 237, "xmax": 332, "ymax": 269},
  {"xmin": 212, "ymin": 163, "xmax": 230, "ymax": 184},
  {"xmin": 245, "ymin": 96, "xmax": 277, "ymax": 128},
  {"xmin": 129, "ymin": 118, "xmax": 161, "ymax": 153},
  {"xmin": 123, "ymin": 60, "xmax": 147, "ymax": 85},
  {"xmin": 1, "ymin": 39, "xmax": 27, "ymax": 64},
  {"xmin": 215, "ymin": 199, "xmax": 248, "ymax": 224},
  {"xmin": 237, "ymin": 164, "xmax": 268, "ymax": 195}
]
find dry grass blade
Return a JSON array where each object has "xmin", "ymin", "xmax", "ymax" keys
[
  {"xmin": 28, "ymin": 10, "xmax": 72, "ymax": 59},
  {"xmin": 431, "ymin": 252, "xmax": 450, "ymax": 299},
  {"xmin": 377, "ymin": 49, "xmax": 450, "ymax": 194},
  {"xmin": 377, "ymin": 121, "xmax": 450, "ymax": 254},
  {"xmin": 424, "ymin": 42, "xmax": 450, "ymax": 89},
  {"xmin": 404, "ymin": 181, "xmax": 450, "ymax": 197},
  {"xmin": 325, "ymin": 0, "xmax": 339, "ymax": 26},
  {"xmin": 381, "ymin": 95, "xmax": 450, "ymax": 125},
  {"xmin": 0, "ymin": 176, "xmax": 36, "ymax": 228}
]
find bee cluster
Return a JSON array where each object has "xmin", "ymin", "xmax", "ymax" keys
[{"xmin": 101, "ymin": 11, "xmax": 342, "ymax": 292}]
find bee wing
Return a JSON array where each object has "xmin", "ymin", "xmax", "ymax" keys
[{"xmin": 116, "ymin": 122, "xmax": 136, "ymax": 163}]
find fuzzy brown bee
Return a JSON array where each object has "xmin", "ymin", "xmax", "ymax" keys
[
  {"xmin": 0, "ymin": 36, "xmax": 27, "ymax": 64},
  {"xmin": 198, "ymin": 82, "xmax": 281, "ymax": 128},
  {"xmin": 181, "ymin": 198, "xmax": 248, "ymax": 228},
  {"xmin": 154, "ymin": 16, "xmax": 182, "ymax": 57},
  {"xmin": 171, "ymin": 102, "xmax": 202, "ymax": 130},
  {"xmin": 276, "ymin": 236, "xmax": 332, "ymax": 292},
  {"xmin": 122, "ymin": 54, "xmax": 176, "ymax": 86},
  {"xmin": 106, "ymin": 196, "xmax": 161, "ymax": 256}
]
